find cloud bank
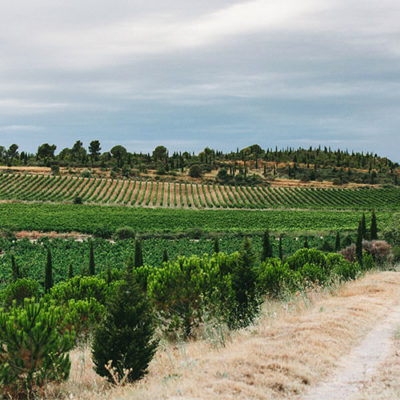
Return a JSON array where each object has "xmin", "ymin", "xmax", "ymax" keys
[{"xmin": 0, "ymin": 0, "xmax": 399, "ymax": 159}]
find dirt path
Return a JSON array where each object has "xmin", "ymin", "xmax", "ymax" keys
[{"xmin": 301, "ymin": 295, "xmax": 400, "ymax": 400}]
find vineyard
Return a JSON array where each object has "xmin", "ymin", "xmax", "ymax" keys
[
  {"xmin": 0, "ymin": 203, "xmax": 391, "ymax": 235},
  {"xmin": 0, "ymin": 234, "xmax": 350, "ymax": 287},
  {"xmin": 0, "ymin": 173, "xmax": 399, "ymax": 210}
]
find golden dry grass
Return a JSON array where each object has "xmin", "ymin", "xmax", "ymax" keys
[{"xmin": 51, "ymin": 271, "xmax": 400, "ymax": 400}]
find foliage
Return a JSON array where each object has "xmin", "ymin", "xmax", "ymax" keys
[
  {"xmin": 49, "ymin": 275, "xmax": 109, "ymax": 305},
  {"xmin": 0, "ymin": 298, "xmax": 74, "ymax": 399},
  {"xmin": 1, "ymin": 278, "xmax": 41, "ymax": 308},
  {"xmin": 92, "ymin": 275, "xmax": 158, "ymax": 383},
  {"xmin": 114, "ymin": 226, "xmax": 136, "ymax": 240}
]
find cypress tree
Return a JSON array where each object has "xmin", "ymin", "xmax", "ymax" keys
[
  {"xmin": 213, "ymin": 237, "xmax": 220, "ymax": 254},
  {"xmin": 68, "ymin": 263, "xmax": 74, "ymax": 279},
  {"xmin": 279, "ymin": 235, "xmax": 283, "ymax": 261},
  {"xmin": 361, "ymin": 213, "xmax": 367, "ymax": 240},
  {"xmin": 335, "ymin": 232, "xmax": 341, "ymax": 251},
  {"xmin": 261, "ymin": 229, "xmax": 273, "ymax": 261},
  {"xmin": 162, "ymin": 248, "xmax": 169, "ymax": 263},
  {"xmin": 356, "ymin": 221, "xmax": 363, "ymax": 265},
  {"xmin": 44, "ymin": 247, "xmax": 54, "ymax": 293},
  {"xmin": 304, "ymin": 237, "xmax": 309, "ymax": 249},
  {"xmin": 370, "ymin": 211, "xmax": 378, "ymax": 240},
  {"xmin": 11, "ymin": 254, "xmax": 20, "ymax": 282},
  {"xmin": 135, "ymin": 239, "xmax": 143, "ymax": 268},
  {"xmin": 89, "ymin": 241, "xmax": 95, "ymax": 276}
]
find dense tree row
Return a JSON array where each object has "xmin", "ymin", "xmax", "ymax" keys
[{"xmin": 1, "ymin": 142, "xmax": 398, "ymax": 185}]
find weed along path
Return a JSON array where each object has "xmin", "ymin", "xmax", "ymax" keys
[{"xmin": 301, "ymin": 282, "xmax": 400, "ymax": 400}]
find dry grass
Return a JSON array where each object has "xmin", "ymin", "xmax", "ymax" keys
[{"xmin": 51, "ymin": 271, "xmax": 400, "ymax": 400}]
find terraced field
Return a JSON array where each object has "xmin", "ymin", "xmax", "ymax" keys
[{"xmin": 0, "ymin": 173, "xmax": 399, "ymax": 210}]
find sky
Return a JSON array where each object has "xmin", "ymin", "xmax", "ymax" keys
[{"xmin": 0, "ymin": 0, "xmax": 400, "ymax": 160}]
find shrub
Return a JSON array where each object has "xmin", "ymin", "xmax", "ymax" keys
[
  {"xmin": 0, "ymin": 298, "xmax": 74, "ymax": 399},
  {"xmin": 286, "ymin": 248, "xmax": 327, "ymax": 272},
  {"xmin": 340, "ymin": 244, "xmax": 356, "ymax": 262},
  {"xmin": 92, "ymin": 275, "xmax": 158, "ymax": 384},
  {"xmin": 332, "ymin": 260, "xmax": 361, "ymax": 281},
  {"xmin": 147, "ymin": 254, "xmax": 235, "ymax": 338},
  {"xmin": 114, "ymin": 226, "xmax": 136, "ymax": 240},
  {"xmin": 393, "ymin": 246, "xmax": 400, "ymax": 264},
  {"xmin": 93, "ymin": 225, "xmax": 113, "ymax": 239},
  {"xmin": 80, "ymin": 169, "xmax": 91, "ymax": 178},
  {"xmin": 257, "ymin": 258, "xmax": 293, "ymax": 297},
  {"xmin": 50, "ymin": 276, "xmax": 109, "ymax": 305},
  {"xmin": 64, "ymin": 298, "xmax": 105, "ymax": 342},
  {"xmin": 1, "ymin": 278, "xmax": 41, "ymax": 308},
  {"xmin": 189, "ymin": 164, "xmax": 202, "ymax": 178},
  {"xmin": 73, "ymin": 196, "xmax": 83, "ymax": 204}
]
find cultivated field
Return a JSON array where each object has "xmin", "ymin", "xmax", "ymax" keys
[
  {"xmin": 0, "ymin": 173, "xmax": 399, "ymax": 210},
  {"xmin": 0, "ymin": 203, "xmax": 391, "ymax": 235}
]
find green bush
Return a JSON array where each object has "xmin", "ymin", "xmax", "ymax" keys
[
  {"xmin": 286, "ymin": 248, "xmax": 327, "ymax": 271},
  {"xmin": 1, "ymin": 278, "xmax": 41, "ymax": 308},
  {"xmin": 257, "ymin": 258, "xmax": 293, "ymax": 297},
  {"xmin": 64, "ymin": 298, "xmax": 105, "ymax": 341},
  {"xmin": 114, "ymin": 226, "xmax": 136, "ymax": 240},
  {"xmin": 49, "ymin": 276, "xmax": 109, "ymax": 305},
  {"xmin": 92, "ymin": 275, "xmax": 158, "ymax": 384},
  {"xmin": 147, "ymin": 254, "xmax": 234, "ymax": 338},
  {"xmin": 0, "ymin": 298, "xmax": 74, "ymax": 399}
]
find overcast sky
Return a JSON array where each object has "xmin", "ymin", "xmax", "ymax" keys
[{"xmin": 0, "ymin": 0, "xmax": 399, "ymax": 159}]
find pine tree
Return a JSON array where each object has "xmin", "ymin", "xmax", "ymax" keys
[
  {"xmin": 304, "ymin": 237, "xmax": 309, "ymax": 249},
  {"xmin": 68, "ymin": 263, "xmax": 74, "ymax": 279},
  {"xmin": 335, "ymin": 232, "xmax": 341, "ymax": 251},
  {"xmin": 261, "ymin": 229, "xmax": 273, "ymax": 261},
  {"xmin": 356, "ymin": 221, "xmax": 363, "ymax": 265},
  {"xmin": 279, "ymin": 235, "xmax": 283, "ymax": 260},
  {"xmin": 361, "ymin": 213, "xmax": 367, "ymax": 240},
  {"xmin": 162, "ymin": 248, "xmax": 168, "ymax": 263},
  {"xmin": 89, "ymin": 241, "xmax": 95, "ymax": 276},
  {"xmin": 370, "ymin": 211, "xmax": 378, "ymax": 240},
  {"xmin": 44, "ymin": 247, "xmax": 54, "ymax": 293},
  {"xmin": 11, "ymin": 254, "xmax": 20, "ymax": 282},
  {"xmin": 213, "ymin": 237, "xmax": 220, "ymax": 254},
  {"xmin": 135, "ymin": 239, "xmax": 143, "ymax": 268},
  {"xmin": 92, "ymin": 274, "xmax": 158, "ymax": 383}
]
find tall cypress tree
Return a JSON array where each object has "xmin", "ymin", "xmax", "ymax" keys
[
  {"xmin": 135, "ymin": 239, "xmax": 143, "ymax": 268},
  {"xmin": 213, "ymin": 237, "xmax": 220, "ymax": 254},
  {"xmin": 279, "ymin": 235, "xmax": 283, "ymax": 261},
  {"xmin": 261, "ymin": 230, "xmax": 273, "ymax": 261},
  {"xmin": 162, "ymin": 248, "xmax": 169, "ymax": 263},
  {"xmin": 304, "ymin": 236, "xmax": 309, "ymax": 249},
  {"xmin": 356, "ymin": 221, "xmax": 363, "ymax": 265},
  {"xmin": 44, "ymin": 247, "xmax": 54, "ymax": 293},
  {"xmin": 89, "ymin": 241, "xmax": 95, "ymax": 276},
  {"xmin": 370, "ymin": 211, "xmax": 378, "ymax": 240},
  {"xmin": 335, "ymin": 232, "xmax": 341, "ymax": 251},
  {"xmin": 68, "ymin": 263, "xmax": 74, "ymax": 279},
  {"xmin": 11, "ymin": 254, "xmax": 20, "ymax": 282},
  {"xmin": 361, "ymin": 213, "xmax": 367, "ymax": 240}
]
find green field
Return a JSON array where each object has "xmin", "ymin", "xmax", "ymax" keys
[
  {"xmin": 0, "ymin": 202, "xmax": 392, "ymax": 235},
  {"xmin": 0, "ymin": 173, "xmax": 399, "ymax": 210}
]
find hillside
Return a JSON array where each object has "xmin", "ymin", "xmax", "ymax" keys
[{"xmin": 0, "ymin": 172, "xmax": 399, "ymax": 211}]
